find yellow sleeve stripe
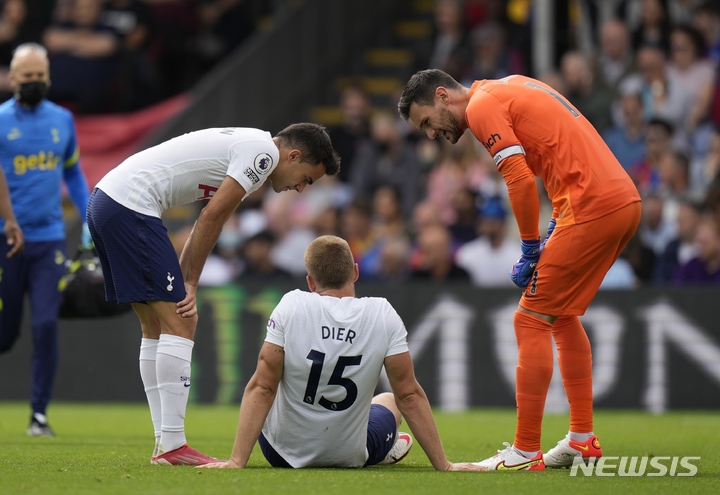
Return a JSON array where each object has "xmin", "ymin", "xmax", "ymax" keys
[{"xmin": 64, "ymin": 147, "xmax": 80, "ymax": 168}]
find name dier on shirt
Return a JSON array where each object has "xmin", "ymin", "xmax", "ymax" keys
[{"xmin": 321, "ymin": 326, "xmax": 356, "ymax": 344}]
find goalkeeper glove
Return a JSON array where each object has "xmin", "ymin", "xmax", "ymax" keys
[
  {"xmin": 540, "ymin": 218, "xmax": 556, "ymax": 253},
  {"xmin": 510, "ymin": 238, "xmax": 541, "ymax": 288},
  {"xmin": 81, "ymin": 222, "xmax": 94, "ymax": 250}
]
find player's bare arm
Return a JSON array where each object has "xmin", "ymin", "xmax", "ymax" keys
[
  {"xmin": 384, "ymin": 352, "xmax": 486, "ymax": 472},
  {"xmin": 200, "ymin": 342, "xmax": 284, "ymax": 469},
  {"xmin": 177, "ymin": 175, "xmax": 247, "ymax": 317},
  {"xmin": 0, "ymin": 167, "xmax": 23, "ymax": 257}
]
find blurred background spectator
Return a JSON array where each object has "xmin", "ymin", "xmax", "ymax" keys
[
  {"xmin": 237, "ymin": 230, "xmax": 294, "ymax": 283},
  {"xmin": 629, "ymin": 118, "xmax": 674, "ymax": 194},
  {"xmin": 448, "ymin": 187, "xmax": 478, "ymax": 245},
  {"xmin": 640, "ymin": 193, "xmax": 677, "ymax": 257},
  {"xmin": 340, "ymin": 197, "xmax": 377, "ymax": 279},
  {"xmin": 0, "ymin": 0, "xmax": 41, "ymax": 99},
  {"xmin": 631, "ymin": 0, "xmax": 672, "ymax": 53},
  {"xmin": 350, "ymin": 111, "xmax": 422, "ymax": 220},
  {"xmin": 603, "ymin": 91, "xmax": 647, "ymax": 169},
  {"xmin": 595, "ymin": 18, "xmax": 636, "ymax": 92},
  {"xmin": 377, "ymin": 234, "xmax": 412, "ymax": 284},
  {"xmin": 561, "ymin": 50, "xmax": 614, "ymax": 133},
  {"xmin": 599, "ymin": 256, "xmax": 639, "ymax": 289},
  {"xmin": 693, "ymin": 2, "xmax": 720, "ymax": 64},
  {"xmin": 461, "ymin": 20, "xmax": 524, "ymax": 83},
  {"xmin": 632, "ymin": 44, "xmax": 693, "ymax": 137},
  {"xmin": 423, "ymin": 0, "xmax": 470, "ymax": 80},
  {"xmin": 454, "ymin": 196, "xmax": 519, "ymax": 287},
  {"xmin": 5, "ymin": 0, "xmax": 720, "ymax": 292},
  {"xmin": 410, "ymin": 224, "xmax": 470, "ymax": 282},
  {"xmin": 326, "ymin": 84, "xmax": 371, "ymax": 184},
  {"xmin": 43, "ymin": 0, "xmax": 121, "ymax": 113},
  {"xmin": 654, "ymin": 199, "xmax": 702, "ymax": 282},
  {"xmin": 673, "ymin": 213, "xmax": 720, "ymax": 283},
  {"xmin": 99, "ymin": 0, "xmax": 160, "ymax": 111}
]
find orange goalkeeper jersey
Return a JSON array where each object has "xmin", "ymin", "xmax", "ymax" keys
[{"xmin": 466, "ymin": 75, "xmax": 640, "ymax": 227}]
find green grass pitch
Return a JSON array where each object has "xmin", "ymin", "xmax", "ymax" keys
[{"xmin": 0, "ymin": 402, "xmax": 718, "ymax": 495}]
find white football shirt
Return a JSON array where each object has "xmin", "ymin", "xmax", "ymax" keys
[
  {"xmin": 97, "ymin": 128, "xmax": 279, "ymax": 217},
  {"xmin": 263, "ymin": 289, "xmax": 409, "ymax": 468}
]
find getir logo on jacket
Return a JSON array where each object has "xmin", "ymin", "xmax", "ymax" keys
[{"xmin": 13, "ymin": 152, "xmax": 61, "ymax": 175}]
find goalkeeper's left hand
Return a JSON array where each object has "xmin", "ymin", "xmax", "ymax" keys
[
  {"xmin": 510, "ymin": 238, "xmax": 541, "ymax": 288},
  {"xmin": 81, "ymin": 222, "xmax": 94, "ymax": 250},
  {"xmin": 540, "ymin": 218, "xmax": 556, "ymax": 253}
]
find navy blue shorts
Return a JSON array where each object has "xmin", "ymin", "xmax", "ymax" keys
[
  {"xmin": 258, "ymin": 404, "xmax": 398, "ymax": 468},
  {"xmin": 364, "ymin": 404, "xmax": 399, "ymax": 466},
  {"xmin": 86, "ymin": 188, "xmax": 185, "ymax": 304}
]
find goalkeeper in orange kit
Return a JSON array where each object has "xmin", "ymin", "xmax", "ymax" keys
[{"xmin": 398, "ymin": 69, "xmax": 641, "ymax": 470}]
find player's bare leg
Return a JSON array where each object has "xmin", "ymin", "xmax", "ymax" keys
[{"xmin": 373, "ymin": 392, "xmax": 402, "ymax": 426}]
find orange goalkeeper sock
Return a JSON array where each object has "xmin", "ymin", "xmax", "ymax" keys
[
  {"xmin": 552, "ymin": 316, "xmax": 593, "ymax": 433},
  {"xmin": 513, "ymin": 310, "xmax": 554, "ymax": 453}
]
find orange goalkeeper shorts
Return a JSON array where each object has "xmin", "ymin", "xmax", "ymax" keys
[{"xmin": 519, "ymin": 201, "xmax": 641, "ymax": 316}]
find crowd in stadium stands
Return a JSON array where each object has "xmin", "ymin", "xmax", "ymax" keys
[
  {"xmin": 191, "ymin": 0, "xmax": 720, "ymax": 288},
  {"xmin": 0, "ymin": 0, "xmax": 271, "ymax": 112},
  {"xmin": 3, "ymin": 0, "xmax": 719, "ymax": 288}
]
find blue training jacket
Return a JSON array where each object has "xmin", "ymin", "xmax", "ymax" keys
[{"xmin": 0, "ymin": 98, "xmax": 89, "ymax": 242}]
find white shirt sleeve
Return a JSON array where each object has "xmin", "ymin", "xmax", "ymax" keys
[
  {"xmin": 227, "ymin": 139, "xmax": 279, "ymax": 199},
  {"xmin": 383, "ymin": 300, "xmax": 409, "ymax": 357},
  {"xmin": 265, "ymin": 292, "xmax": 294, "ymax": 347}
]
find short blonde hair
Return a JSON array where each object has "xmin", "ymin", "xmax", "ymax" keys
[{"xmin": 304, "ymin": 235, "xmax": 355, "ymax": 289}]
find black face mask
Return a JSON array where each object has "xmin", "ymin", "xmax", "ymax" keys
[{"xmin": 16, "ymin": 81, "xmax": 48, "ymax": 107}]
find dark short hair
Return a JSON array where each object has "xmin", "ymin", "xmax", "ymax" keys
[
  {"xmin": 647, "ymin": 118, "xmax": 674, "ymax": 136},
  {"xmin": 696, "ymin": 1, "xmax": 720, "ymax": 17},
  {"xmin": 275, "ymin": 123, "xmax": 341, "ymax": 176},
  {"xmin": 398, "ymin": 69, "xmax": 463, "ymax": 121},
  {"xmin": 345, "ymin": 197, "xmax": 373, "ymax": 218},
  {"xmin": 669, "ymin": 150, "xmax": 689, "ymax": 173},
  {"xmin": 679, "ymin": 198, "xmax": 703, "ymax": 214},
  {"xmin": 671, "ymin": 25, "xmax": 706, "ymax": 59}
]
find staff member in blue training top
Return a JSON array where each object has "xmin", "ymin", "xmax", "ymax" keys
[{"xmin": 0, "ymin": 43, "xmax": 91, "ymax": 437}]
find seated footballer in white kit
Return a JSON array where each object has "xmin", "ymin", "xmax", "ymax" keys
[
  {"xmin": 86, "ymin": 124, "xmax": 340, "ymax": 465},
  {"xmin": 201, "ymin": 235, "xmax": 485, "ymax": 471}
]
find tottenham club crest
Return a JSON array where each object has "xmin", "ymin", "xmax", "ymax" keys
[{"xmin": 253, "ymin": 153, "xmax": 273, "ymax": 175}]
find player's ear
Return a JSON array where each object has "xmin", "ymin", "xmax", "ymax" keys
[
  {"xmin": 289, "ymin": 149, "xmax": 302, "ymax": 163},
  {"xmin": 435, "ymin": 87, "xmax": 449, "ymax": 105},
  {"xmin": 306, "ymin": 274, "xmax": 317, "ymax": 292},
  {"xmin": 352, "ymin": 263, "xmax": 359, "ymax": 283}
]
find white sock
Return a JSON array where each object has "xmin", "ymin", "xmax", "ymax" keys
[
  {"xmin": 139, "ymin": 338, "xmax": 161, "ymax": 454},
  {"xmin": 156, "ymin": 334, "xmax": 194, "ymax": 452},
  {"xmin": 569, "ymin": 431, "xmax": 594, "ymax": 442},
  {"xmin": 513, "ymin": 446, "xmax": 539, "ymax": 459}
]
